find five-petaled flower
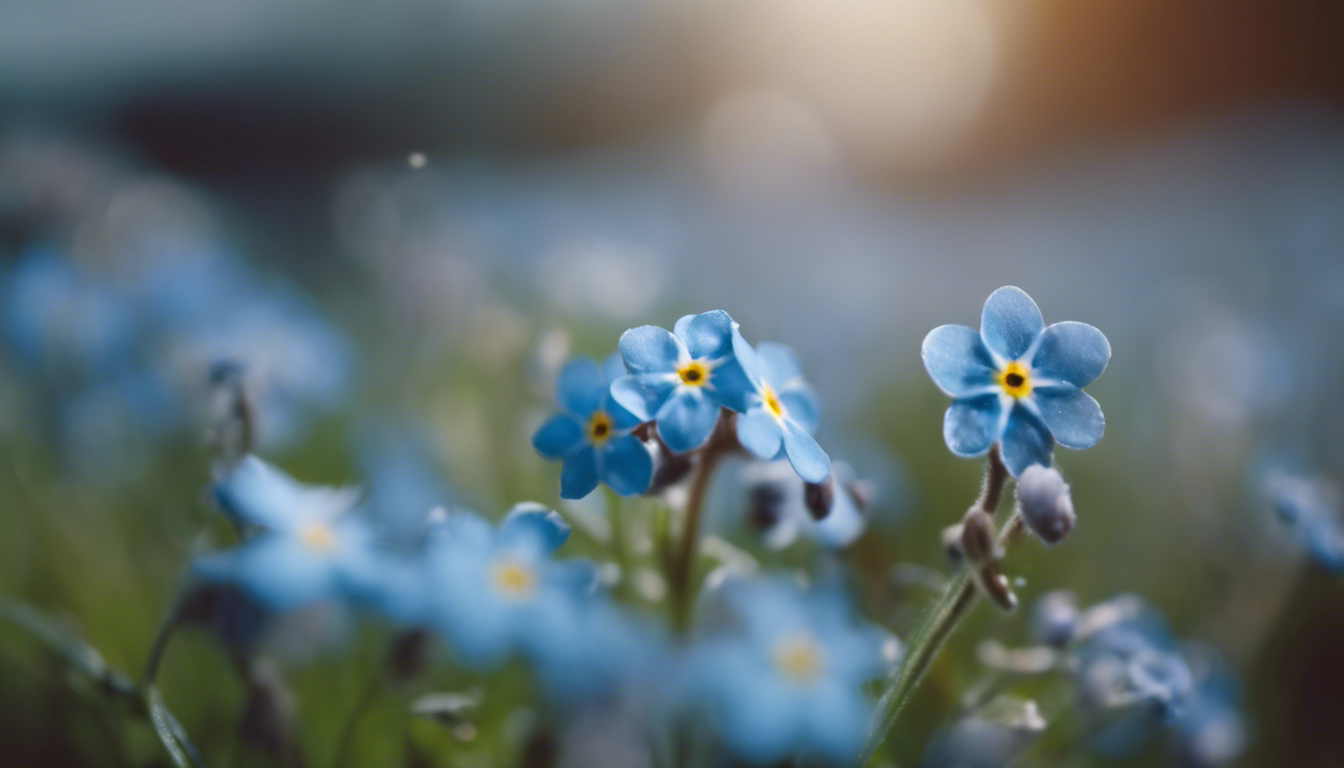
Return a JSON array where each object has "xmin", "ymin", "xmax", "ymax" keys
[
  {"xmin": 533, "ymin": 355, "xmax": 654, "ymax": 499},
  {"xmin": 922, "ymin": 286, "xmax": 1111, "ymax": 476},
  {"xmin": 424, "ymin": 503, "xmax": 598, "ymax": 668},
  {"xmin": 195, "ymin": 455, "xmax": 377, "ymax": 611},
  {"xmin": 681, "ymin": 577, "xmax": 888, "ymax": 765},
  {"xmin": 611, "ymin": 310, "xmax": 752, "ymax": 453},
  {"xmin": 731, "ymin": 331, "xmax": 831, "ymax": 483}
]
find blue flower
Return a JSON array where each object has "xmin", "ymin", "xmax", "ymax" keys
[
  {"xmin": 682, "ymin": 577, "xmax": 887, "ymax": 764},
  {"xmin": 1266, "ymin": 472, "xmax": 1344, "ymax": 573},
  {"xmin": 423, "ymin": 503, "xmax": 597, "ymax": 668},
  {"xmin": 922, "ymin": 286, "xmax": 1111, "ymax": 476},
  {"xmin": 533, "ymin": 355, "xmax": 654, "ymax": 499},
  {"xmin": 195, "ymin": 456, "xmax": 378, "ymax": 612},
  {"xmin": 731, "ymin": 333, "xmax": 830, "ymax": 483},
  {"xmin": 610, "ymin": 310, "xmax": 753, "ymax": 453},
  {"xmin": 529, "ymin": 598, "xmax": 668, "ymax": 702}
]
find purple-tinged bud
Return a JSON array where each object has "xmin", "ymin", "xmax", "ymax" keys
[
  {"xmin": 747, "ymin": 483, "xmax": 787, "ymax": 532},
  {"xmin": 647, "ymin": 443, "xmax": 694, "ymax": 494},
  {"xmin": 1030, "ymin": 590, "xmax": 1078, "ymax": 648},
  {"xmin": 804, "ymin": 475, "xmax": 835, "ymax": 520},
  {"xmin": 1016, "ymin": 465, "xmax": 1075, "ymax": 545}
]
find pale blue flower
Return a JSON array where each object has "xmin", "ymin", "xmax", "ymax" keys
[
  {"xmin": 681, "ymin": 577, "xmax": 886, "ymax": 764},
  {"xmin": 423, "ymin": 504, "xmax": 597, "ymax": 669},
  {"xmin": 533, "ymin": 355, "xmax": 653, "ymax": 499},
  {"xmin": 731, "ymin": 333, "xmax": 830, "ymax": 483},
  {"xmin": 1266, "ymin": 472, "xmax": 1344, "ymax": 573},
  {"xmin": 196, "ymin": 456, "xmax": 378, "ymax": 612},
  {"xmin": 611, "ymin": 310, "xmax": 753, "ymax": 453},
  {"xmin": 922, "ymin": 286, "xmax": 1111, "ymax": 476}
]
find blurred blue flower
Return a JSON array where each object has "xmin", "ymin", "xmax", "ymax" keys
[
  {"xmin": 196, "ymin": 456, "xmax": 377, "ymax": 612},
  {"xmin": 424, "ymin": 503, "xmax": 598, "ymax": 669},
  {"xmin": 731, "ymin": 333, "xmax": 830, "ymax": 483},
  {"xmin": 354, "ymin": 421, "xmax": 457, "ymax": 548},
  {"xmin": 530, "ymin": 598, "xmax": 667, "ymax": 702},
  {"xmin": 922, "ymin": 286, "xmax": 1111, "ymax": 476},
  {"xmin": 2, "ymin": 247, "xmax": 135, "ymax": 372},
  {"xmin": 1173, "ymin": 647, "xmax": 1247, "ymax": 768},
  {"xmin": 533, "ymin": 355, "xmax": 654, "ymax": 499},
  {"xmin": 611, "ymin": 310, "xmax": 752, "ymax": 453},
  {"xmin": 1266, "ymin": 472, "xmax": 1344, "ymax": 573},
  {"xmin": 682, "ymin": 577, "xmax": 886, "ymax": 765}
]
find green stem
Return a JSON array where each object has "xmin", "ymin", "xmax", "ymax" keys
[
  {"xmin": 140, "ymin": 578, "xmax": 192, "ymax": 688},
  {"xmin": 0, "ymin": 598, "xmax": 209, "ymax": 768},
  {"xmin": 669, "ymin": 413, "xmax": 736, "ymax": 631},
  {"xmin": 861, "ymin": 446, "xmax": 1015, "ymax": 764}
]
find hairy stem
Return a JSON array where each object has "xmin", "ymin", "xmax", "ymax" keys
[{"xmin": 861, "ymin": 445, "xmax": 1014, "ymax": 764}]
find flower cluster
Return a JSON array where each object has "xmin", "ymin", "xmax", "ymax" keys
[{"xmin": 533, "ymin": 310, "xmax": 832, "ymax": 502}]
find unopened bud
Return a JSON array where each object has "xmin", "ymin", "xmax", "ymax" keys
[
  {"xmin": 960, "ymin": 508, "xmax": 997, "ymax": 564},
  {"xmin": 942, "ymin": 523, "xmax": 966, "ymax": 563},
  {"xmin": 1016, "ymin": 465, "xmax": 1075, "ymax": 545},
  {"xmin": 1030, "ymin": 590, "xmax": 1079, "ymax": 648},
  {"xmin": 804, "ymin": 475, "xmax": 835, "ymax": 520},
  {"xmin": 747, "ymin": 483, "xmax": 786, "ymax": 532},
  {"xmin": 974, "ymin": 566, "xmax": 1019, "ymax": 613}
]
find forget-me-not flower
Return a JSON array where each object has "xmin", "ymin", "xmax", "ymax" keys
[
  {"xmin": 533, "ymin": 355, "xmax": 654, "ymax": 499},
  {"xmin": 611, "ymin": 310, "xmax": 752, "ymax": 453},
  {"xmin": 731, "ymin": 332, "xmax": 830, "ymax": 482},
  {"xmin": 196, "ymin": 456, "xmax": 377, "ymax": 611},
  {"xmin": 424, "ymin": 503, "xmax": 597, "ymax": 668},
  {"xmin": 922, "ymin": 286, "xmax": 1111, "ymax": 476},
  {"xmin": 682, "ymin": 577, "xmax": 887, "ymax": 764}
]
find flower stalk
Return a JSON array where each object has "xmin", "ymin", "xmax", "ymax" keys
[
  {"xmin": 862, "ymin": 445, "xmax": 1022, "ymax": 764},
  {"xmin": 669, "ymin": 411, "xmax": 737, "ymax": 630}
]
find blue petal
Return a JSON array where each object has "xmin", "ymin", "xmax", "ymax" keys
[
  {"xmin": 556, "ymin": 357, "xmax": 608, "ymax": 416},
  {"xmin": 532, "ymin": 414, "xmax": 585, "ymax": 459},
  {"xmin": 922, "ymin": 324, "xmax": 998, "ymax": 397},
  {"xmin": 560, "ymin": 445, "xmax": 601, "ymax": 499},
  {"xmin": 195, "ymin": 534, "xmax": 338, "ymax": 612},
  {"xmin": 618, "ymin": 325, "xmax": 682, "ymax": 375},
  {"xmin": 1000, "ymin": 402, "xmax": 1055, "ymax": 476},
  {"xmin": 603, "ymin": 391, "xmax": 644, "ymax": 430},
  {"xmin": 943, "ymin": 394, "xmax": 1004, "ymax": 457},
  {"xmin": 213, "ymin": 455, "xmax": 356, "ymax": 530},
  {"xmin": 601, "ymin": 351, "xmax": 628, "ymax": 382},
  {"xmin": 981, "ymin": 286, "xmax": 1044, "ymax": 361},
  {"xmin": 756, "ymin": 342, "xmax": 804, "ymax": 386},
  {"xmin": 500, "ymin": 502, "xmax": 572, "ymax": 552},
  {"xmin": 730, "ymin": 327, "xmax": 763, "ymax": 386},
  {"xmin": 708, "ymin": 357, "xmax": 756, "ymax": 413},
  {"xmin": 674, "ymin": 310, "xmax": 736, "ymax": 360},
  {"xmin": 779, "ymin": 387, "xmax": 821, "ymax": 435},
  {"xmin": 600, "ymin": 435, "xmax": 654, "ymax": 495},
  {"xmin": 1032, "ymin": 321, "xmax": 1111, "ymax": 388},
  {"xmin": 655, "ymin": 390, "xmax": 720, "ymax": 453},
  {"xmin": 609, "ymin": 375, "xmax": 671, "ymax": 421},
  {"xmin": 1032, "ymin": 385, "xmax": 1105, "ymax": 449},
  {"xmin": 781, "ymin": 419, "xmax": 831, "ymax": 483},
  {"xmin": 737, "ymin": 408, "xmax": 783, "ymax": 460},
  {"xmin": 801, "ymin": 681, "xmax": 871, "ymax": 764}
]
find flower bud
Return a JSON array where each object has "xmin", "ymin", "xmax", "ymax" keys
[
  {"xmin": 1030, "ymin": 590, "xmax": 1078, "ymax": 648},
  {"xmin": 647, "ymin": 444, "xmax": 694, "ymax": 494},
  {"xmin": 747, "ymin": 483, "xmax": 787, "ymax": 532},
  {"xmin": 1016, "ymin": 465, "xmax": 1075, "ymax": 545},
  {"xmin": 960, "ymin": 508, "xmax": 997, "ymax": 565},
  {"xmin": 942, "ymin": 523, "xmax": 966, "ymax": 563},
  {"xmin": 804, "ymin": 475, "xmax": 835, "ymax": 520}
]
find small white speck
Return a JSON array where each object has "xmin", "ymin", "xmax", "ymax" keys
[{"xmin": 408, "ymin": 152, "xmax": 427, "ymax": 169}]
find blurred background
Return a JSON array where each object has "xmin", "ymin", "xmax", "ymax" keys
[{"xmin": 3, "ymin": 1, "xmax": 1344, "ymax": 766}]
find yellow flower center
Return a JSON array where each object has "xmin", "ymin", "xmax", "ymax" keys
[
  {"xmin": 997, "ymin": 361, "xmax": 1032, "ymax": 398},
  {"xmin": 677, "ymin": 360, "xmax": 711, "ymax": 387},
  {"xmin": 490, "ymin": 558, "xmax": 537, "ymax": 598},
  {"xmin": 772, "ymin": 635, "xmax": 824, "ymax": 683},
  {"xmin": 762, "ymin": 383, "xmax": 786, "ymax": 419},
  {"xmin": 588, "ymin": 410, "xmax": 613, "ymax": 444},
  {"xmin": 298, "ymin": 522, "xmax": 336, "ymax": 552}
]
